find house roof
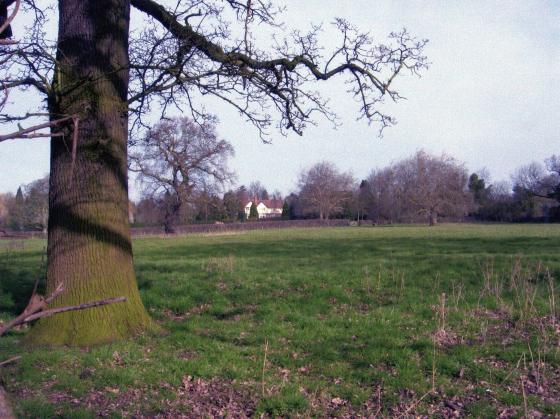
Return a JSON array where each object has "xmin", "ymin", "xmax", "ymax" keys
[
  {"xmin": 259, "ymin": 199, "xmax": 283, "ymax": 209},
  {"xmin": 246, "ymin": 198, "xmax": 283, "ymax": 210}
]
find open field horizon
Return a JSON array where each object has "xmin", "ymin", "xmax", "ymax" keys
[{"xmin": 1, "ymin": 223, "xmax": 559, "ymax": 417}]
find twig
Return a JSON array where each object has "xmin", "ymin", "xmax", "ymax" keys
[
  {"xmin": 70, "ymin": 116, "xmax": 79, "ymax": 174},
  {"xmin": 400, "ymin": 390, "xmax": 433, "ymax": 418},
  {"xmin": 374, "ymin": 383, "xmax": 382, "ymax": 417},
  {"xmin": 30, "ymin": 251, "xmax": 46, "ymax": 298},
  {"xmin": 521, "ymin": 353, "xmax": 529, "ymax": 418},
  {"xmin": 261, "ymin": 338, "xmax": 268, "ymax": 397},
  {"xmin": 501, "ymin": 353, "xmax": 524, "ymax": 384},
  {"xmin": 432, "ymin": 335, "xmax": 437, "ymax": 392},
  {"xmin": 44, "ymin": 282, "xmax": 65, "ymax": 304},
  {"xmin": 0, "ymin": 356, "xmax": 21, "ymax": 368},
  {"xmin": 0, "ymin": 85, "xmax": 8, "ymax": 111}
]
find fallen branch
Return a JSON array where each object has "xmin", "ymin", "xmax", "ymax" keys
[
  {"xmin": 0, "ymin": 283, "xmax": 64, "ymax": 336},
  {"xmin": 22, "ymin": 296, "xmax": 127, "ymax": 324},
  {"xmin": 0, "ymin": 356, "xmax": 21, "ymax": 368},
  {"xmin": 0, "ymin": 282, "xmax": 126, "ymax": 337}
]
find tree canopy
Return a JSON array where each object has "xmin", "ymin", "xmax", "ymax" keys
[
  {"xmin": 1, "ymin": 0, "xmax": 428, "ymax": 140},
  {"xmin": 298, "ymin": 161, "xmax": 354, "ymax": 220}
]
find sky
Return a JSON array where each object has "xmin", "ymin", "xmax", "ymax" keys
[{"xmin": 1, "ymin": 0, "xmax": 559, "ymax": 199}]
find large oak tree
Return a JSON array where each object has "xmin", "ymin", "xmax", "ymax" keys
[
  {"xmin": 298, "ymin": 161, "xmax": 354, "ymax": 220},
  {"xmin": 130, "ymin": 116, "xmax": 234, "ymax": 233},
  {"xmin": 1, "ymin": 0, "xmax": 427, "ymax": 345},
  {"xmin": 394, "ymin": 151, "xmax": 471, "ymax": 226}
]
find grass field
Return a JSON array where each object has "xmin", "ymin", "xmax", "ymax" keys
[{"xmin": 1, "ymin": 224, "xmax": 559, "ymax": 417}]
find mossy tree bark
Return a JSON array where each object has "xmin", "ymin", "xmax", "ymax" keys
[{"xmin": 29, "ymin": 0, "xmax": 153, "ymax": 346}]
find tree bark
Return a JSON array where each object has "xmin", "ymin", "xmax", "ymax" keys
[{"xmin": 28, "ymin": 0, "xmax": 153, "ymax": 346}]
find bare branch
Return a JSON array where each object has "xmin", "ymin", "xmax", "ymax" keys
[
  {"xmin": 129, "ymin": 0, "xmax": 427, "ymax": 137},
  {"xmin": 0, "ymin": 116, "xmax": 76, "ymax": 143}
]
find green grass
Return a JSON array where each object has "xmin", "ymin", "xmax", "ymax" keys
[{"xmin": 1, "ymin": 224, "xmax": 559, "ymax": 417}]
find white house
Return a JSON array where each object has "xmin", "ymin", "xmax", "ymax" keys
[{"xmin": 244, "ymin": 199, "xmax": 283, "ymax": 219}]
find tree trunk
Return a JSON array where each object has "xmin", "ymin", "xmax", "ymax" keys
[
  {"xmin": 164, "ymin": 197, "xmax": 180, "ymax": 234},
  {"xmin": 29, "ymin": 0, "xmax": 153, "ymax": 346},
  {"xmin": 429, "ymin": 211, "xmax": 438, "ymax": 226},
  {"xmin": 164, "ymin": 211, "xmax": 176, "ymax": 234}
]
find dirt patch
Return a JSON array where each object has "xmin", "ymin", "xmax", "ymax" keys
[
  {"xmin": 433, "ymin": 329, "xmax": 464, "ymax": 347},
  {"xmin": 0, "ymin": 386, "xmax": 15, "ymax": 419},
  {"xmin": 162, "ymin": 304, "xmax": 211, "ymax": 321},
  {"xmin": 10, "ymin": 371, "xmax": 560, "ymax": 418},
  {"xmin": 466, "ymin": 310, "xmax": 559, "ymax": 348},
  {"xmin": 27, "ymin": 376, "xmax": 258, "ymax": 418},
  {"xmin": 479, "ymin": 357, "xmax": 560, "ymax": 408}
]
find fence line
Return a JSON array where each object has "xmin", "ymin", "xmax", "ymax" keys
[
  {"xmin": 131, "ymin": 219, "xmax": 353, "ymax": 236},
  {"xmin": 0, "ymin": 219, "xmax": 356, "ymax": 240}
]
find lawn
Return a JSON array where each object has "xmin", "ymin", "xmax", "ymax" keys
[{"xmin": 1, "ymin": 224, "xmax": 559, "ymax": 417}]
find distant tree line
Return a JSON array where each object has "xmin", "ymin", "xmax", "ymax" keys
[
  {"xmin": 2, "ymin": 145, "xmax": 559, "ymax": 232},
  {"xmin": 0, "ymin": 176, "xmax": 49, "ymax": 232},
  {"xmin": 467, "ymin": 155, "xmax": 560, "ymax": 222},
  {"xmin": 129, "ymin": 150, "xmax": 559, "ymax": 227}
]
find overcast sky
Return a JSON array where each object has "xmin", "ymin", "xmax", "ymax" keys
[{"xmin": 1, "ymin": 0, "xmax": 559, "ymax": 199}]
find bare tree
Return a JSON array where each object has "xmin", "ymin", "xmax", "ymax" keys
[
  {"xmin": 134, "ymin": 197, "xmax": 164, "ymax": 226},
  {"xmin": 192, "ymin": 180, "xmax": 225, "ymax": 224},
  {"xmin": 394, "ymin": 151, "xmax": 471, "ymax": 226},
  {"xmin": 363, "ymin": 167, "xmax": 406, "ymax": 223},
  {"xmin": 513, "ymin": 155, "xmax": 560, "ymax": 204},
  {"xmin": 271, "ymin": 190, "xmax": 283, "ymax": 201},
  {"xmin": 0, "ymin": 193, "xmax": 12, "ymax": 229},
  {"xmin": 248, "ymin": 181, "xmax": 269, "ymax": 200},
  {"xmin": 298, "ymin": 161, "xmax": 354, "ymax": 220},
  {"xmin": 130, "ymin": 116, "xmax": 234, "ymax": 233},
  {"xmin": 0, "ymin": 0, "xmax": 427, "ymax": 345},
  {"xmin": 20, "ymin": 175, "xmax": 49, "ymax": 232}
]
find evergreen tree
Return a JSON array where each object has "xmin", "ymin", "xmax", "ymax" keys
[
  {"xmin": 9, "ymin": 187, "xmax": 24, "ymax": 231},
  {"xmin": 281, "ymin": 201, "xmax": 290, "ymax": 219},
  {"xmin": 249, "ymin": 202, "xmax": 259, "ymax": 220},
  {"xmin": 468, "ymin": 173, "xmax": 488, "ymax": 204},
  {"xmin": 223, "ymin": 190, "xmax": 243, "ymax": 221}
]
